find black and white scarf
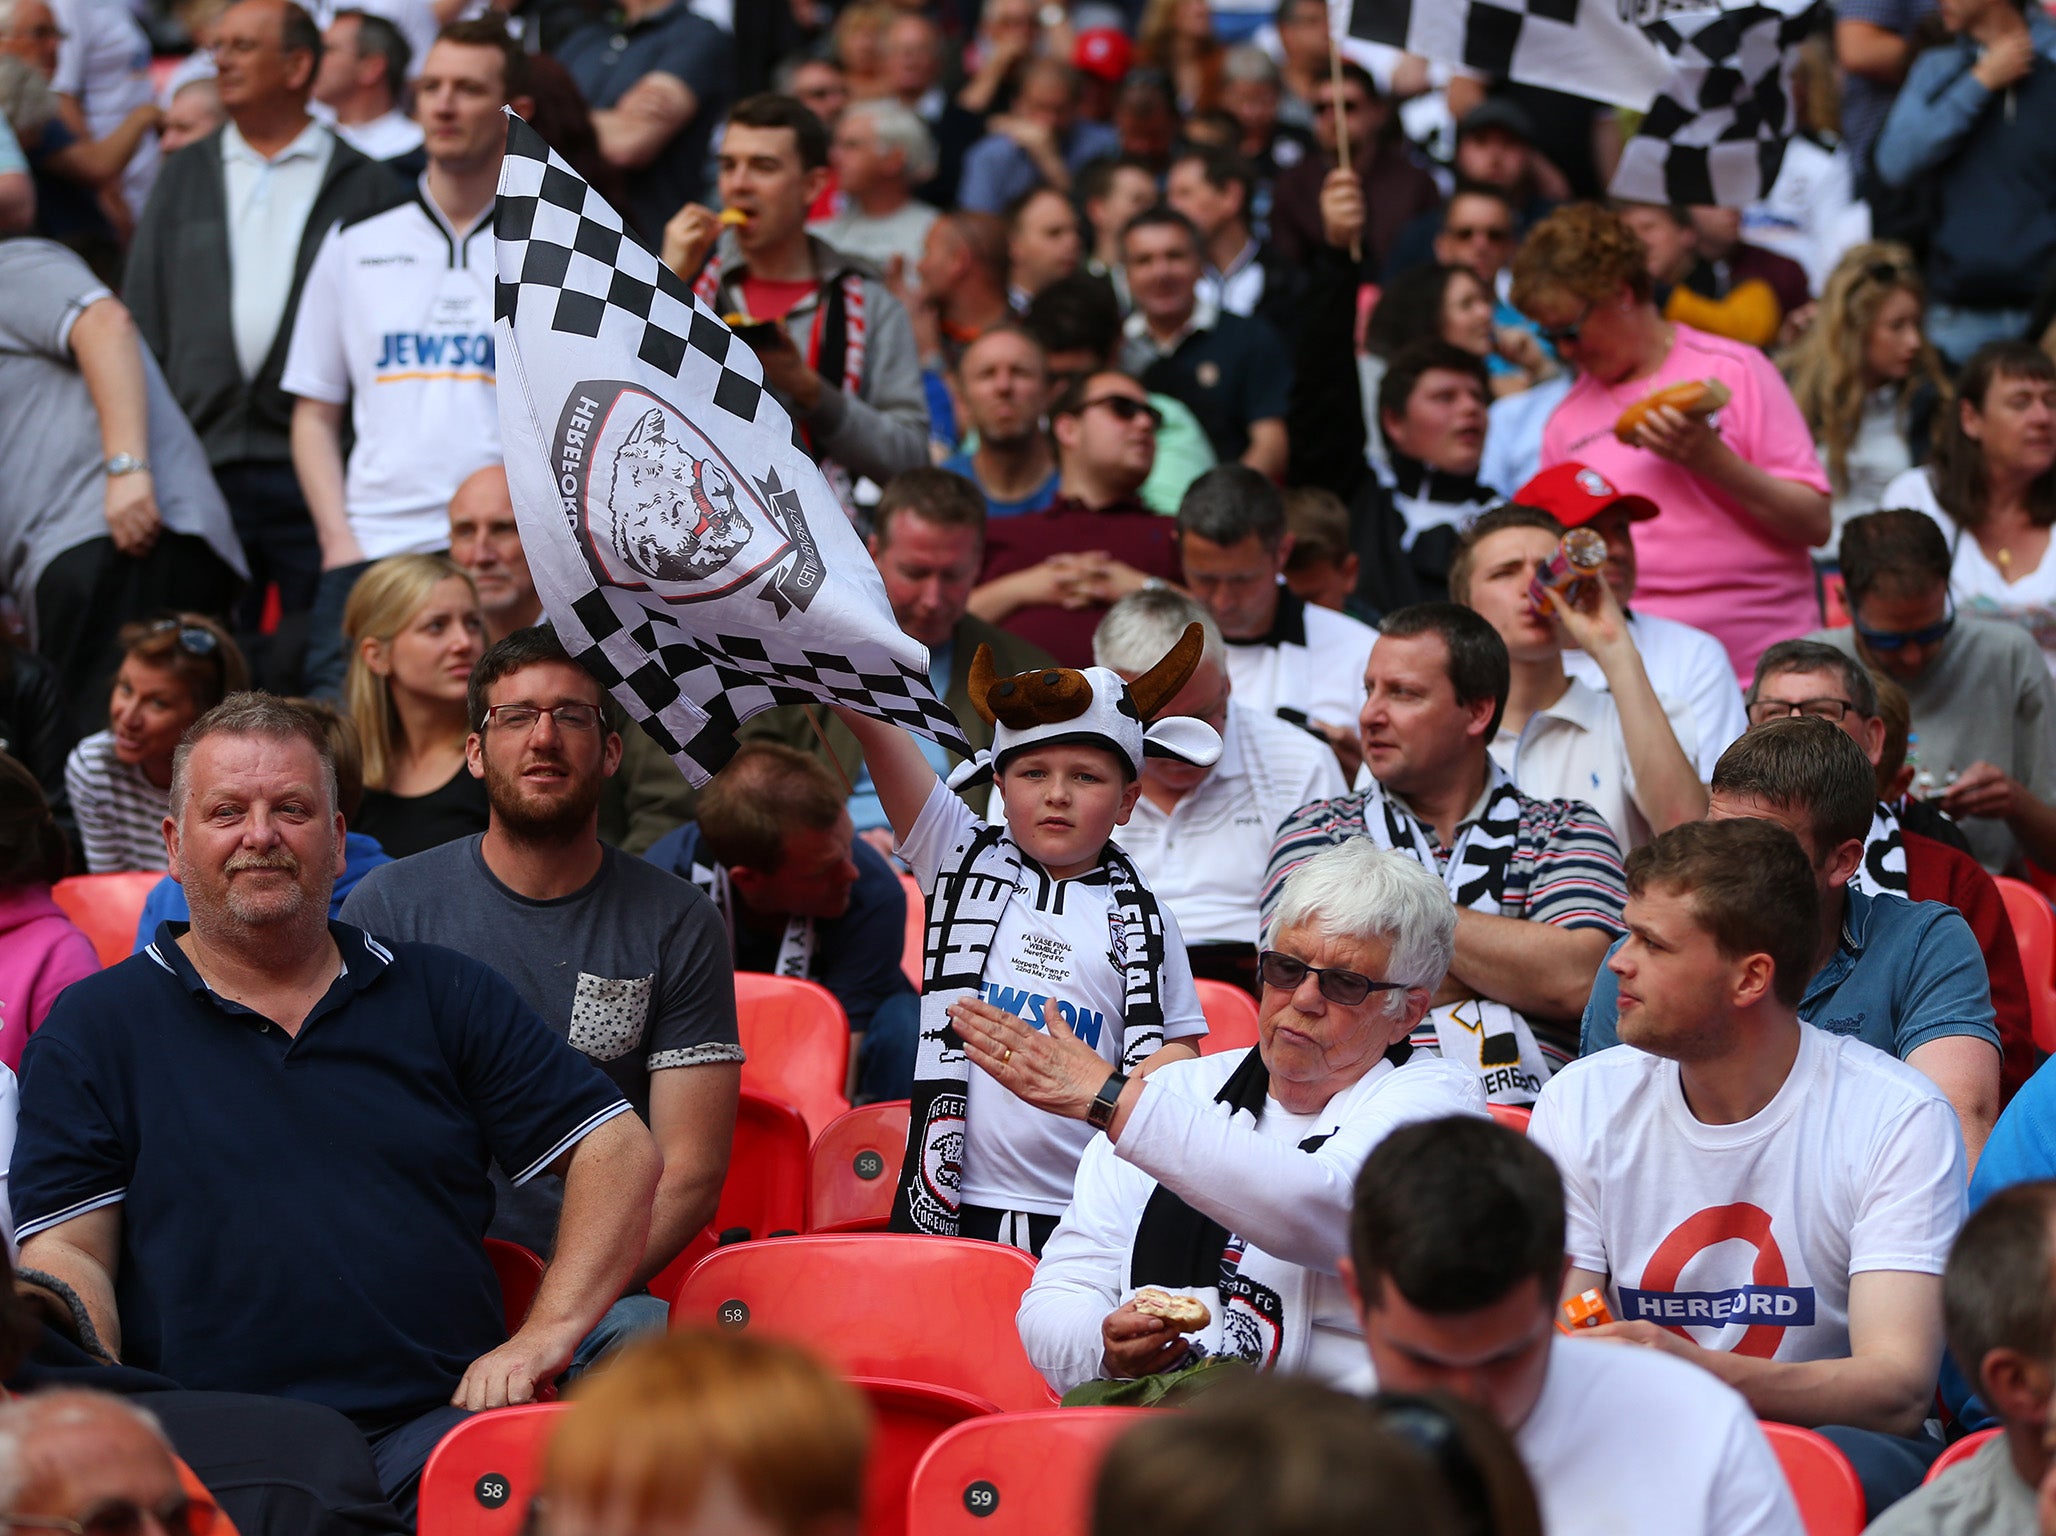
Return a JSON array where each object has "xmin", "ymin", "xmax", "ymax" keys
[
  {"xmin": 1356, "ymin": 766, "xmax": 1555, "ymax": 1095},
  {"xmin": 1853, "ymin": 802, "xmax": 1910, "ymax": 898},
  {"xmin": 677, "ymin": 827, "xmax": 815, "ymax": 978},
  {"xmin": 891, "ymin": 822, "xmax": 1170, "ymax": 1237}
]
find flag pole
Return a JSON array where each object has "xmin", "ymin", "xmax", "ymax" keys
[
  {"xmin": 1328, "ymin": 47, "xmax": 1361, "ymax": 265},
  {"xmin": 803, "ymin": 703, "xmax": 857, "ymax": 795}
]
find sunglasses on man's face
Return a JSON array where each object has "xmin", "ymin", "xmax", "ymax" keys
[
  {"xmin": 1257, "ymin": 950, "xmax": 1407, "ymax": 1007},
  {"xmin": 1853, "ymin": 604, "xmax": 1955, "ymax": 652},
  {"xmin": 1082, "ymin": 394, "xmax": 1163, "ymax": 429}
]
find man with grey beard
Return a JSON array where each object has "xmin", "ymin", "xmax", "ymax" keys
[
  {"xmin": 343, "ymin": 625, "xmax": 741, "ymax": 1358},
  {"xmin": 9, "ymin": 691, "xmax": 659, "ymax": 1519}
]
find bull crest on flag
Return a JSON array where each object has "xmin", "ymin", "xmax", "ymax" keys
[{"xmin": 494, "ymin": 111, "xmax": 972, "ymax": 783}]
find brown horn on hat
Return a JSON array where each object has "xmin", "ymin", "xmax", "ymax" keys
[
  {"xmin": 967, "ymin": 644, "xmax": 1000, "ymax": 725},
  {"xmin": 1126, "ymin": 622, "xmax": 1206, "ymax": 721}
]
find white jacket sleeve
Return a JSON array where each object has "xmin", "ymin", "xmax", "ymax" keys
[
  {"xmin": 1112, "ymin": 1057, "xmax": 1487, "ymax": 1274},
  {"xmin": 1016, "ymin": 1136, "xmax": 1157, "ymax": 1394}
]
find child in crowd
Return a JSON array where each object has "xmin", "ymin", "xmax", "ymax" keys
[
  {"xmin": 832, "ymin": 625, "xmax": 1223, "ymax": 1254},
  {"xmin": 1282, "ymin": 486, "xmax": 1380, "ymax": 626}
]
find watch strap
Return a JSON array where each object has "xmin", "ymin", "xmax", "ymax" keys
[{"xmin": 1087, "ymin": 1069, "xmax": 1129, "ymax": 1130}]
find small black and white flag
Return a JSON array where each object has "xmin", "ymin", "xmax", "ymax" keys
[
  {"xmin": 1608, "ymin": 3, "xmax": 1818, "ymax": 207},
  {"xmin": 1338, "ymin": 0, "xmax": 1821, "ymax": 205},
  {"xmin": 492, "ymin": 112, "xmax": 971, "ymax": 783}
]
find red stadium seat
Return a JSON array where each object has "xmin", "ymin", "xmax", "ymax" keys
[
  {"xmin": 649, "ymin": 1088, "xmax": 810, "ymax": 1303},
  {"xmin": 1761, "ymin": 1423, "xmax": 1865, "ymax": 1536},
  {"xmin": 1925, "ymin": 1426, "xmax": 2001, "ymax": 1483},
  {"xmin": 1995, "ymin": 877, "xmax": 2056, "ymax": 1053},
  {"xmin": 907, "ymin": 1408, "xmax": 1140, "ymax": 1536},
  {"xmin": 901, "ymin": 872, "xmax": 925, "ymax": 988},
  {"xmin": 484, "ymin": 1239, "xmax": 546, "ymax": 1333},
  {"xmin": 1487, "ymin": 1104, "xmax": 1532, "ymax": 1134},
  {"xmin": 51, "ymin": 871, "xmax": 162, "ymax": 966},
  {"xmin": 1194, "ymin": 980, "xmax": 1260, "ymax": 1056},
  {"xmin": 854, "ymin": 1378, "xmax": 1000, "ymax": 1536},
  {"xmin": 670, "ymin": 1235, "xmax": 1056, "ymax": 1412},
  {"xmin": 810, "ymin": 1100, "xmax": 912, "ymax": 1234},
  {"xmin": 735, "ymin": 973, "xmax": 853, "ymax": 1138},
  {"xmin": 417, "ymin": 1403, "xmax": 564, "ymax": 1535}
]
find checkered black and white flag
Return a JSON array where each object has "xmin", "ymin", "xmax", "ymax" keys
[
  {"xmin": 492, "ymin": 112, "xmax": 971, "ymax": 784},
  {"xmin": 1608, "ymin": 3, "xmax": 1818, "ymax": 207},
  {"xmin": 1339, "ymin": 0, "xmax": 1821, "ymax": 204}
]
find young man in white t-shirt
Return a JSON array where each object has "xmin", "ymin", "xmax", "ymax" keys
[
  {"xmin": 833, "ymin": 628, "xmax": 1222, "ymax": 1252},
  {"xmin": 1344, "ymin": 1113, "xmax": 1804, "ymax": 1536},
  {"xmin": 283, "ymin": 20, "xmax": 530, "ymax": 694},
  {"xmin": 1531, "ymin": 816, "xmax": 1967, "ymax": 1520}
]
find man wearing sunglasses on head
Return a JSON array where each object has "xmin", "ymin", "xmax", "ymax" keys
[
  {"xmin": 969, "ymin": 368, "xmax": 1183, "ymax": 668},
  {"xmin": 995, "ymin": 839, "xmax": 1486, "ymax": 1397},
  {"xmin": 1812, "ymin": 509, "xmax": 2056, "ymax": 877}
]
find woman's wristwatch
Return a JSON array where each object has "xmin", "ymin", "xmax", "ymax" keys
[{"xmin": 1087, "ymin": 1070, "xmax": 1129, "ymax": 1130}]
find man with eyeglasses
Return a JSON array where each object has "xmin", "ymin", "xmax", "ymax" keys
[
  {"xmin": 1089, "ymin": 587, "xmax": 1344, "ymax": 998},
  {"xmin": 1746, "ymin": 639, "xmax": 2036, "ymax": 1103},
  {"xmin": 1582, "ymin": 717, "xmax": 2003, "ymax": 1166},
  {"xmin": 970, "ymin": 368, "xmax": 1182, "ymax": 668},
  {"xmin": 342, "ymin": 625, "xmax": 741, "ymax": 1367},
  {"xmin": 1006, "ymin": 838, "xmax": 1486, "ymax": 1395},
  {"xmin": 1266, "ymin": 59, "xmax": 1437, "ymax": 279},
  {"xmin": 0, "ymin": 1391, "xmax": 217, "ymax": 1536},
  {"xmin": 1811, "ymin": 508, "xmax": 2056, "ymax": 876}
]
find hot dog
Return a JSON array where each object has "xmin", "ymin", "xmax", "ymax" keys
[{"xmin": 1613, "ymin": 379, "xmax": 1732, "ymax": 444}]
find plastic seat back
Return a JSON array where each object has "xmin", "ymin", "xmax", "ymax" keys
[
  {"xmin": 670, "ymin": 1235, "xmax": 1055, "ymax": 1412},
  {"xmin": 484, "ymin": 1239, "xmax": 546, "ymax": 1333},
  {"xmin": 1761, "ymin": 1423, "xmax": 1865, "ymax": 1536},
  {"xmin": 907, "ymin": 1408, "xmax": 1140, "ymax": 1536},
  {"xmin": 650, "ymin": 1088, "xmax": 810, "ymax": 1302},
  {"xmin": 1193, "ymin": 980, "xmax": 1260, "ymax": 1056},
  {"xmin": 417, "ymin": 1403, "xmax": 565, "ymax": 1535},
  {"xmin": 735, "ymin": 973, "xmax": 853, "ymax": 1138},
  {"xmin": 1487, "ymin": 1103, "xmax": 1532, "ymax": 1134},
  {"xmin": 52, "ymin": 871, "xmax": 163, "ymax": 966},
  {"xmin": 1924, "ymin": 1426, "xmax": 2001, "ymax": 1484},
  {"xmin": 900, "ymin": 872, "xmax": 925, "ymax": 988},
  {"xmin": 810, "ymin": 1100, "xmax": 912, "ymax": 1234},
  {"xmin": 853, "ymin": 1378, "xmax": 1000, "ymax": 1536},
  {"xmin": 1996, "ymin": 877, "xmax": 2056, "ymax": 1052}
]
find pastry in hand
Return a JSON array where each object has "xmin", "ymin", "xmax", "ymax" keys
[{"xmin": 1132, "ymin": 1287, "xmax": 1211, "ymax": 1333}]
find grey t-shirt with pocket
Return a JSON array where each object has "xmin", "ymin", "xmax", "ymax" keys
[{"xmin": 342, "ymin": 833, "xmax": 742, "ymax": 1252}]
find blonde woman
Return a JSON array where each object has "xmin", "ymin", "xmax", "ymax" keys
[
  {"xmin": 538, "ymin": 1330, "xmax": 868, "ymax": 1536},
  {"xmin": 1781, "ymin": 243, "xmax": 1949, "ymax": 562},
  {"xmin": 343, "ymin": 554, "xmax": 488, "ymax": 858}
]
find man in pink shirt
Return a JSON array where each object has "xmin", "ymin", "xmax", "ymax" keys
[{"xmin": 1512, "ymin": 204, "xmax": 1832, "ymax": 683}]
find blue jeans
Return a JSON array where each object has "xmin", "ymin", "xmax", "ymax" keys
[
  {"xmin": 857, "ymin": 990, "xmax": 920, "ymax": 1104},
  {"xmin": 302, "ymin": 560, "xmax": 372, "ymax": 700},
  {"xmin": 1926, "ymin": 303, "xmax": 2032, "ymax": 368},
  {"xmin": 1815, "ymin": 1424, "xmax": 1944, "ymax": 1522},
  {"xmin": 567, "ymin": 1292, "xmax": 670, "ymax": 1377},
  {"xmin": 364, "ymin": 1403, "xmax": 473, "ymax": 1526}
]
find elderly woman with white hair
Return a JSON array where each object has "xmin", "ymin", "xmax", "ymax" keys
[{"xmin": 964, "ymin": 839, "xmax": 1489, "ymax": 1396}]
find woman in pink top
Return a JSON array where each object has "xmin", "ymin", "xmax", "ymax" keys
[
  {"xmin": 1511, "ymin": 204, "xmax": 1832, "ymax": 682},
  {"xmin": 0, "ymin": 752, "xmax": 98, "ymax": 1071}
]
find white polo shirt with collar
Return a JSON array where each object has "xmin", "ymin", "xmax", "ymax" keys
[
  {"xmin": 1117, "ymin": 700, "xmax": 1348, "ymax": 946},
  {"xmin": 333, "ymin": 108, "xmax": 425, "ymax": 163},
  {"xmin": 221, "ymin": 118, "xmax": 335, "ymax": 380},
  {"xmin": 1487, "ymin": 675, "xmax": 1700, "ymax": 853},
  {"xmin": 1223, "ymin": 589, "xmax": 1379, "ymax": 736},
  {"xmin": 1563, "ymin": 609, "xmax": 1747, "ymax": 779}
]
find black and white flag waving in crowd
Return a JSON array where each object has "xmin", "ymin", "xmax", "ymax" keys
[
  {"xmin": 491, "ymin": 112, "xmax": 971, "ymax": 783},
  {"xmin": 1337, "ymin": 0, "xmax": 1821, "ymax": 205}
]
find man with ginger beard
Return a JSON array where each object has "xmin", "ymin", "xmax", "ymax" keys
[{"xmin": 343, "ymin": 626, "xmax": 740, "ymax": 1360}]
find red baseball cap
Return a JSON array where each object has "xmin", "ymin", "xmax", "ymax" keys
[
  {"xmin": 1074, "ymin": 28, "xmax": 1133, "ymax": 84},
  {"xmin": 1513, "ymin": 462, "xmax": 1657, "ymax": 528}
]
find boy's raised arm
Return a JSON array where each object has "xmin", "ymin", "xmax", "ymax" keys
[{"xmin": 830, "ymin": 705, "xmax": 941, "ymax": 847}]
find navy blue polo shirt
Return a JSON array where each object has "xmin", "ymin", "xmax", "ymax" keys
[
  {"xmin": 1131, "ymin": 311, "xmax": 1293, "ymax": 465},
  {"xmin": 11, "ymin": 922, "xmax": 630, "ymax": 1427}
]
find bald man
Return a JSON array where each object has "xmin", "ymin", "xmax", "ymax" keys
[
  {"xmin": 0, "ymin": 1393, "xmax": 200, "ymax": 1533},
  {"xmin": 448, "ymin": 464, "xmax": 539, "ymax": 643}
]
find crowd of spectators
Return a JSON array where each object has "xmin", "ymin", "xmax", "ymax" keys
[{"xmin": 8, "ymin": 0, "xmax": 2056, "ymax": 1529}]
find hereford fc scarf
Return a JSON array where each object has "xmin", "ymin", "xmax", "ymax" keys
[
  {"xmin": 891, "ymin": 824, "xmax": 1170, "ymax": 1237},
  {"xmin": 492, "ymin": 113, "xmax": 970, "ymax": 784}
]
